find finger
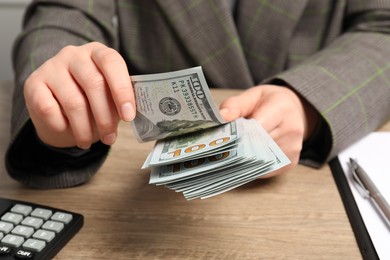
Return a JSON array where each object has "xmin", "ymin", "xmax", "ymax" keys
[
  {"xmin": 25, "ymin": 75, "xmax": 67, "ymax": 132},
  {"xmin": 89, "ymin": 42, "xmax": 135, "ymax": 121},
  {"xmin": 258, "ymin": 164, "xmax": 293, "ymax": 178},
  {"xmin": 24, "ymin": 76, "xmax": 70, "ymax": 144},
  {"xmin": 219, "ymin": 96, "xmax": 242, "ymax": 122},
  {"xmin": 268, "ymin": 127, "xmax": 282, "ymax": 141},
  {"xmin": 219, "ymin": 87, "xmax": 263, "ymax": 122},
  {"xmin": 44, "ymin": 65, "xmax": 96, "ymax": 149},
  {"xmin": 68, "ymin": 49, "xmax": 119, "ymax": 145},
  {"xmin": 257, "ymin": 133, "xmax": 299, "ymax": 179},
  {"xmin": 273, "ymin": 131, "xmax": 302, "ymax": 165},
  {"xmin": 250, "ymin": 97, "xmax": 283, "ymax": 133},
  {"xmin": 267, "ymin": 121, "xmax": 302, "ymax": 174}
]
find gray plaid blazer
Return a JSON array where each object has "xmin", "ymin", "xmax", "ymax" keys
[{"xmin": 7, "ymin": 0, "xmax": 390, "ymax": 188}]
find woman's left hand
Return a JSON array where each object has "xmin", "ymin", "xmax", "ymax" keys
[{"xmin": 219, "ymin": 85, "xmax": 319, "ymax": 177}]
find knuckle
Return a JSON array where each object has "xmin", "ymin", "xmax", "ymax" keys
[
  {"xmin": 85, "ymin": 41, "xmax": 104, "ymax": 49},
  {"xmin": 24, "ymin": 72, "xmax": 38, "ymax": 87},
  {"xmin": 33, "ymin": 99, "xmax": 57, "ymax": 117},
  {"xmin": 80, "ymin": 72, "xmax": 106, "ymax": 91},
  {"xmin": 47, "ymin": 123, "xmax": 68, "ymax": 135},
  {"xmin": 63, "ymin": 95, "xmax": 87, "ymax": 112},
  {"xmin": 76, "ymin": 134, "xmax": 93, "ymax": 147},
  {"xmin": 96, "ymin": 119, "xmax": 116, "ymax": 134},
  {"xmin": 24, "ymin": 69, "xmax": 46, "ymax": 93},
  {"xmin": 23, "ymin": 79, "xmax": 37, "ymax": 99},
  {"xmin": 96, "ymin": 48, "xmax": 122, "ymax": 66},
  {"xmin": 111, "ymin": 84, "xmax": 130, "ymax": 98},
  {"xmin": 24, "ymin": 83, "xmax": 55, "ymax": 117},
  {"xmin": 58, "ymin": 45, "xmax": 78, "ymax": 56},
  {"xmin": 222, "ymin": 96, "xmax": 239, "ymax": 107},
  {"xmin": 290, "ymin": 124, "xmax": 305, "ymax": 137},
  {"xmin": 100, "ymin": 51, "xmax": 119, "ymax": 65}
]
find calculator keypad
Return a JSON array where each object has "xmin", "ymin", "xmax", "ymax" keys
[{"xmin": 0, "ymin": 204, "xmax": 74, "ymax": 257}]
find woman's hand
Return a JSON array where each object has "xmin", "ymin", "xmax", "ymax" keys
[
  {"xmin": 24, "ymin": 42, "xmax": 136, "ymax": 149},
  {"xmin": 219, "ymin": 85, "xmax": 319, "ymax": 177}
]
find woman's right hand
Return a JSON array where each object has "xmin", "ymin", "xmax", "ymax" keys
[{"xmin": 24, "ymin": 42, "xmax": 136, "ymax": 149}]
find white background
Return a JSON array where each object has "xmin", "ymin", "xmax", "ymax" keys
[{"xmin": 0, "ymin": 0, "xmax": 31, "ymax": 80}]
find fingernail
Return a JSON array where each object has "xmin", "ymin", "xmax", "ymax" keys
[
  {"xmin": 103, "ymin": 132, "xmax": 117, "ymax": 145},
  {"xmin": 78, "ymin": 144, "xmax": 91, "ymax": 150},
  {"xmin": 219, "ymin": 107, "xmax": 229, "ymax": 117},
  {"xmin": 121, "ymin": 102, "xmax": 135, "ymax": 121}
]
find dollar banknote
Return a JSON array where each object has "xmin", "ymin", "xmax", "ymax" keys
[
  {"xmin": 132, "ymin": 67, "xmax": 290, "ymax": 199},
  {"xmin": 130, "ymin": 67, "xmax": 225, "ymax": 142},
  {"xmin": 145, "ymin": 118, "xmax": 291, "ymax": 200},
  {"xmin": 143, "ymin": 120, "xmax": 240, "ymax": 168}
]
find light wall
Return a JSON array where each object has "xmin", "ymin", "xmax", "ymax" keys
[{"xmin": 0, "ymin": 0, "xmax": 31, "ymax": 80}]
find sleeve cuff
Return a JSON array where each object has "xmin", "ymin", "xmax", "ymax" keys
[
  {"xmin": 5, "ymin": 120, "xmax": 110, "ymax": 188},
  {"xmin": 34, "ymin": 132, "xmax": 91, "ymax": 157},
  {"xmin": 299, "ymin": 116, "xmax": 331, "ymax": 168}
]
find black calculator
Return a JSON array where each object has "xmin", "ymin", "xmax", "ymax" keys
[{"xmin": 0, "ymin": 197, "xmax": 83, "ymax": 260}]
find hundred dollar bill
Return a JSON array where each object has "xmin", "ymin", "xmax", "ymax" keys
[
  {"xmin": 144, "ymin": 120, "xmax": 240, "ymax": 168},
  {"xmin": 146, "ymin": 118, "xmax": 291, "ymax": 200},
  {"xmin": 130, "ymin": 66, "xmax": 225, "ymax": 142},
  {"xmin": 181, "ymin": 120, "xmax": 291, "ymax": 200}
]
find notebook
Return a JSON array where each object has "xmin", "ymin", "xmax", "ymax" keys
[{"xmin": 330, "ymin": 132, "xmax": 390, "ymax": 260}]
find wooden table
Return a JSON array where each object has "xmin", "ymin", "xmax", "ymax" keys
[{"xmin": 2, "ymin": 81, "xmax": 387, "ymax": 259}]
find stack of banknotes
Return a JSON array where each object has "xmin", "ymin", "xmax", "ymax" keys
[{"xmin": 130, "ymin": 67, "xmax": 290, "ymax": 200}]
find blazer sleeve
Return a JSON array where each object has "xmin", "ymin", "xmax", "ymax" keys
[
  {"xmin": 6, "ymin": 0, "xmax": 119, "ymax": 188},
  {"xmin": 268, "ymin": 1, "xmax": 390, "ymax": 167}
]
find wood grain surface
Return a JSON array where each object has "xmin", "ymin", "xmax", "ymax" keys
[{"xmin": 2, "ymin": 81, "xmax": 387, "ymax": 259}]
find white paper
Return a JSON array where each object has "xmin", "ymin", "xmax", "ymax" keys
[{"xmin": 338, "ymin": 132, "xmax": 390, "ymax": 259}]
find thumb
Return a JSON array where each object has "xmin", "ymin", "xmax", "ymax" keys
[{"xmin": 219, "ymin": 87, "xmax": 263, "ymax": 122}]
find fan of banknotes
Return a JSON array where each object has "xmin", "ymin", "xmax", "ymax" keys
[{"xmin": 130, "ymin": 67, "xmax": 290, "ymax": 200}]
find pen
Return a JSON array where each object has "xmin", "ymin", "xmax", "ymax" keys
[{"xmin": 350, "ymin": 158, "xmax": 390, "ymax": 227}]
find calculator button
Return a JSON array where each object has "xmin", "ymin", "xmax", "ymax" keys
[
  {"xmin": 31, "ymin": 208, "xmax": 52, "ymax": 220},
  {"xmin": 0, "ymin": 221, "xmax": 14, "ymax": 233},
  {"xmin": 10, "ymin": 204, "xmax": 33, "ymax": 216},
  {"xmin": 14, "ymin": 249, "xmax": 34, "ymax": 259},
  {"xmin": 1, "ymin": 213, "xmax": 23, "ymax": 225},
  {"xmin": 23, "ymin": 239, "xmax": 46, "ymax": 252},
  {"xmin": 11, "ymin": 225, "xmax": 34, "ymax": 238},
  {"xmin": 0, "ymin": 233, "xmax": 3, "ymax": 240},
  {"xmin": 51, "ymin": 212, "xmax": 73, "ymax": 224},
  {"xmin": 0, "ymin": 246, "xmax": 11, "ymax": 255},
  {"xmin": 42, "ymin": 221, "xmax": 64, "ymax": 233},
  {"xmin": 33, "ymin": 230, "xmax": 55, "ymax": 242},
  {"xmin": 21, "ymin": 217, "xmax": 43, "ymax": 229},
  {"xmin": 1, "ymin": 234, "xmax": 25, "ymax": 247}
]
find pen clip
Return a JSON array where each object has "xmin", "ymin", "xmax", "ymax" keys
[{"xmin": 350, "ymin": 158, "xmax": 370, "ymax": 199}]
